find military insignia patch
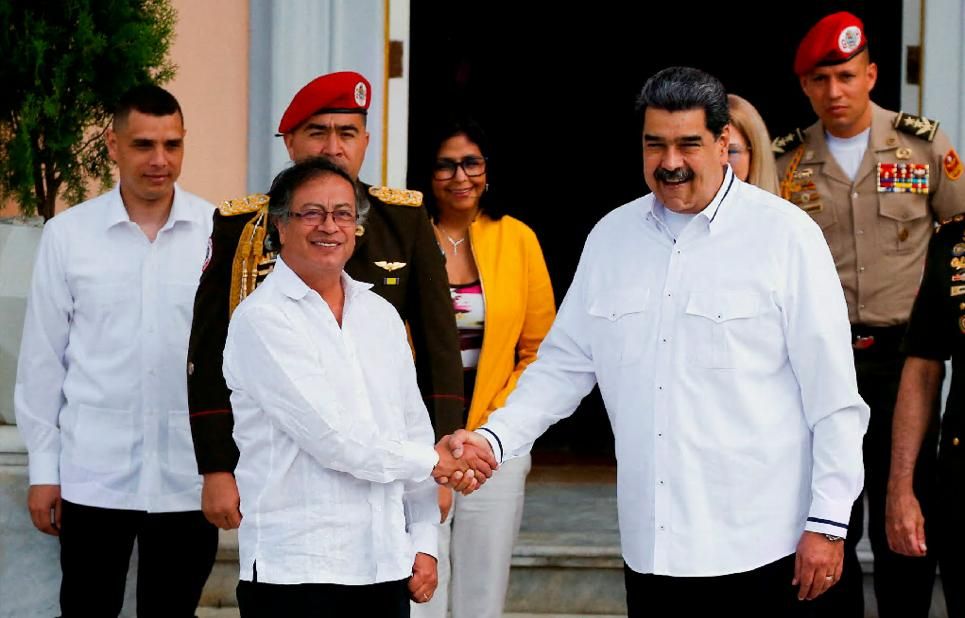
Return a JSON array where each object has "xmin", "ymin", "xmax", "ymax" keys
[
  {"xmin": 877, "ymin": 163, "xmax": 929, "ymax": 194},
  {"xmin": 952, "ymin": 257, "xmax": 965, "ymax": 269},
  {"xmin": 896, "ymin": 147, "xmax": 912, "ymax": 160},
  {"xmin": 374, "ymin": 261, "xmax": 407, "ymax": 272},
  {"xmin": 954, "ymin": 243, "xmax": 965, "ymax": 257},
  {"xmin": 202, "ymin": 237, "xmax": 213, "ymax": 272},
  {"xmin": 894, "ymin": 112, "xmax": 939, "ymax": 142},
  {"xmin": 384, "ymin": 277, "xmax": 400, "ymax": 286},
  {"xmin": 952, "ymin": 273, "xmax": 965, "ymax": 282},
  {"xmin": 354, "ymin": 81, "xmax": 368, "ymax": 107},
  {"xmin": 953, "ymin": 286, "xmax": 965, "ymax": 297},
  {"xmin": 771, "ymin": 129, "xmax": 805, "ymax": 155},
  {"xmin": 944, "ymin": 149, "xmax": 963, "ymax": 181}
]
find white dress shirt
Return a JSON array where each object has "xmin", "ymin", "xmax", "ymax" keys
[
  {"xmin": 15, "ymin": 185, "xmax": 214, "ymax": 512},
  {"xmin": 223, "ymin": 257, "xmax": 439, "ymax": 586},
  {"xmin": 480, "ymin": 167, "xmax": 870, "ymax": 577}
]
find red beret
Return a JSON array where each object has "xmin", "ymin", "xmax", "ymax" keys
[
  {"xmin": 794, "ymin": 12, "xmax": 868, "ymax": 76},
  {"xmin": 277, "ymin": 71, "xmax": 371, "ymax": 134}
]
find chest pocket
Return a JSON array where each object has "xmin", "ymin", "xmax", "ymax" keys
[
  {"xmin": 878, "ymin": 193, "xmax": 929, "ymax": 255},
  {"xmin": 587, "ymin": 288, "xmax": 650, "ymax": 366},
  {"xmin": 684, "ymin": 291, "xmax": 760, "ymax": 369}
]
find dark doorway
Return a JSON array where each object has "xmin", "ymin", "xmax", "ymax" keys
[{"xmin": 409, "ymin": 1, "xmax": 903, "ymax": 459}]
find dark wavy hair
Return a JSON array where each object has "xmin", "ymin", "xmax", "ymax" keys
[
  {"xmin": 420, "ymin": 117, "xmax": 504, "ymax": 221},
  {"xmin": 635, "ymin": 66, "xmax": 730, "ymax": 138}
]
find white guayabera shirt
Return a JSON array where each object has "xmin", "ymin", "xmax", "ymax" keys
[
  {"xmin": 224, "ymin": 257, "xmax": 439, "ymax": 585},
  {"xmin": 15, "ymin": 184, "xmax": 214, "ymax": 512},
  {"xmin": 481, "ymin": 167, "xmax": 870, "ymax": 577}
]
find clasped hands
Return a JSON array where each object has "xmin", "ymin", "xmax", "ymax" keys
[{"xmin": 431, "ymin": 429, "xmax": 498, "ymax": 495}]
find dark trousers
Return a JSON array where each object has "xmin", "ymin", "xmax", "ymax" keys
[
  {"xmin": 624, "ymin": 554, "xmax": 816, "ymax": 618},
  {"xmin": 822, "ymin": 329, "xmax": 939, "ymax": 618},
  {"xmin": 936, "ymin": 450, "xmax": 965, "ymax": 617},
  {"xmin": 59, "ymin": 500, "xmax": 218, "ymax": 618},
  {"xmin": 236, "ymin": 571, "xmax": 410, "ymax": 618}
]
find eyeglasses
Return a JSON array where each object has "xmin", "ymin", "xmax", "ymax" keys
[
  {"xmin": 727, "ymin": 145, "xmax": 751, "ymax": 158},
  {"xmin": 432, "ymin": 156, "xmax": 487, "ymax": 180},
  {"xmin": 288, "ymin": 208, "xmax": 356, "ymax": 227}
]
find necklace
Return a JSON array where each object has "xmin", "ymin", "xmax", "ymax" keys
[
  {"xmin": 435, "ymin": 224, "xmax": 467, "ymax": 255},
  {"xmin": 444, "ymin": 232, "xmax": 466, "ymax": 255}
]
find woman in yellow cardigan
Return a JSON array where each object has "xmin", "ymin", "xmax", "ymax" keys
[{"xmin": 412, "ymin": 119, "xmax": 555, "ymax": 618}]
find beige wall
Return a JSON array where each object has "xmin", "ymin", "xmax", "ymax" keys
[
  {"xmin": 167, "ymin": 0, "xmax": 249, "ymax": 206},
  {"xmin": 1, "ymin": 0, "xmax": 249, "ymax": 217}
]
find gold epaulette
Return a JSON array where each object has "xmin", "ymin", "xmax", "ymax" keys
[
  {"xmin": 368, "ymin": 186, "xmax": 423, "ymax": 207},
  {"xmin": 219, "ymin": 194, "xmax": 269, "ymax": 216},
  {"xmin": 894, "ymin": 112, "xmax": 940, "ymax": 142},
  {"xmin": 772, "ymin": 128, "xmax": 805, "ymax": 156}
]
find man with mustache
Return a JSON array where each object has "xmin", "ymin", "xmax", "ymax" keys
[
  {"xmin": 776, "ymin": 12, "xmax": 965, "ymax": 617},
  {"xmin": 445, "ymin": 66, "xmax": 869, "ymax": 616}
]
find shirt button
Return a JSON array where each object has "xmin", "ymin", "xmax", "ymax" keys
[
  {"xmin": 859, "ymin": 267, "xmax": 866, "ymax": 272},
  {"xmin": 658, "ymin": 433, "xmax": 663, "ymax": 437},
  {"xmin": 954, "ymin": 437, "xmax": 961, "ymax": 447},
  {"xmin": 658, "ymin": 480, "xmax": 665, "ymax": 486},
  {"xmin": 852, "ymin": 192, "xmax": 859, "ymax": 199},
  {"xmin": 856, "ymin": 229, "xmax": 864, "ymax": 235},
  {"xmin": 859, "ymin": 304, "xmax": 866, "ymax": 309},
  {"xmin": 659, "ymin": 525, "xmax": 666, "ymax": 531}
]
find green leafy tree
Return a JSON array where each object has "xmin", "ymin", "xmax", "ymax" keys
[{"xmin": 0, "ymin": 0, "xmax": 177, "ymax": 220}]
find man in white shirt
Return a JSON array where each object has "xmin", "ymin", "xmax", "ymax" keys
[
  {"xmin": 15, "ymin": 85, "xmax": 217, "ymax": 616},
  {"xmin": 222, "ymin": 157, "xmax": 494, "ymax": 616},
  {"xmin": 448, "ymin": 66, "xmax": 870, "ymax": 616}
]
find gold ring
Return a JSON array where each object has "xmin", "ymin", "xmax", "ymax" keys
[{"xmin": 825, "ymin": 575, "xmax": 834, "ymax": 580}]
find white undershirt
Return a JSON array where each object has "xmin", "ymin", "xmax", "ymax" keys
[
  {"xmin": 826, "ymin": 127, "xmax": 870, "ymax": 182},
  {"xmin": 653, "ymin": 202, "xmax": 697, "ymax": 240}
]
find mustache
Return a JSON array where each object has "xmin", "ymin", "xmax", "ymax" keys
[{"xmin": 654, "ymin": 167, "xmax": 694, "ymax": 183}]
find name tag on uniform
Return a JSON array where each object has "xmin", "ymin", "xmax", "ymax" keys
[{"xmin": 877, "ymin": 163, "xmax": 929, "ymax": 194}]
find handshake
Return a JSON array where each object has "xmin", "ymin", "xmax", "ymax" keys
[{"xmin": 430, "ymin": 429, "xmax": 499, "ymax": 495}]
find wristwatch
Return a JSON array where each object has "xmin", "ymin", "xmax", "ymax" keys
[{"xmin": 824, "ymin": 533, "xmax": 845, "ymax": 543}]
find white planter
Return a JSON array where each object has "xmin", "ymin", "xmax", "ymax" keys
[{"xmin": 0, "ymin": 217, "xmax": 43, "ymax": 425}]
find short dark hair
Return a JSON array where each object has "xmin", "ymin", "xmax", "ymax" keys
[
  {"xmin": 112, "ymin": 84, "xmax": 183, "ymax": 130},
  {"xmin": 421, "ymin": 117, "xmax": 504, "ymax": 221},
  {"xmin": 635, "ymin": 66, "xmax": 730, "ymax": 138},
  {"xmin": 267, "ymin": 156, "xmax": 370, "ymax": 227}
]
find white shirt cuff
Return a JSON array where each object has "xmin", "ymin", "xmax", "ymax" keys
[
  {"xmin": 403, "ymin": 443, "xmax": 440, "ymax": 482},
  {"xmin": 805, "ymin": 497, "xmax": 852, "ymax": 536},
  {"xmin": 28, "ymin": 452, "xmax": 60, "ymax": 485},
  {"xmin": 408, "ymin": 521, "xmax": 439, "ymax": 559},
  {"xmin": 475, "ymin": 428, "xmax": 503, "ymax": 463}
]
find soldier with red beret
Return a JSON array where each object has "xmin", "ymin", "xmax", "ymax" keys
[
  {"xmin": 185, "ymin": 71, "xmax": 465, "ymax": 606},
  {"xmin": 776, "ymin": 11, "xmax": 965, "ymax": 617}
]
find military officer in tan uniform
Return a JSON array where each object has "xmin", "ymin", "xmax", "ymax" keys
[
  {"xmin": 185, "ymin": 72, "xmax": 464, "ymax": 605},
  {"xmin": 776, "ymin": 12, "xmax": 965, "ymax": 618}
]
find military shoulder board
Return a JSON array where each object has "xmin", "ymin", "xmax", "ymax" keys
[
  {"xmin": 369, "ymin": 186, "xmax": 423, "ymax": 207},
  {"xmin": 219, "ymin": 193, "xmax": 269, "ymax": 216},
  {"xmin": 894, "ymin": 111, "xmax": 939, "ymax": 142},
  {"xmin": 772, "ymin": 128, "xmax": 805, "ymax": 156}
]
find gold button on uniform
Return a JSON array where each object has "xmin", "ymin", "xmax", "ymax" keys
[{"xmin": 953, "ymin": 437, "xmax": 961, "ymax": 447}]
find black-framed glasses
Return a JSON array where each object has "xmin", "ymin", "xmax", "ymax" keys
[
  {"xmin": 288, "ymin": 208, "xmax": 356, "ymax": 227},
  {"xmin": 432, "ymin": 156, "xmax": 487, "ymax": 180}
]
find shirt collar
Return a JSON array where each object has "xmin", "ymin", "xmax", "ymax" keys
[
  {"xmin": 104, "ymin": 183, "xmax": 198, "ymax": 231},
  {"xmin": 273, "ymin": 255, "xmax": 374, "ymax": 302},
  {"xmin": 643, "ymin": 164, "xmax": 736, "ymax": 227}
]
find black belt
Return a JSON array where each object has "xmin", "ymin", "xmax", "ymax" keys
[{"xmin": 850, "ymin": 323, "xmax": 907, "ymax": 351}]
